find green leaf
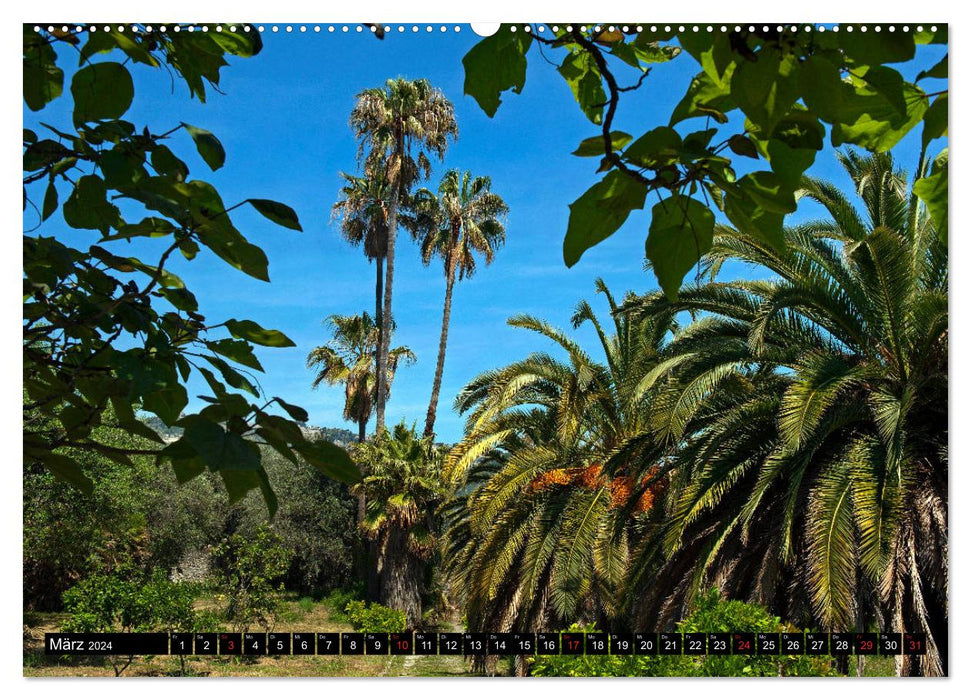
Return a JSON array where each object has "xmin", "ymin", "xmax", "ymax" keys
[
  {"xmin": 294, "ymin": 440, "xmax": 361, "ymax": 485},
  {"xmin": 151, "ymin": 145, "xmax": 189, "ymax": 181},
  {"xmin": 573, "ymin": 131, "xmax": 632, "ymax": 157},
  {"xmin": 248, "ymin": 199, "xmax": 303, "ymax": 231},
  {"xmin": 63, "ymin": 175, "xmax": 121, "ymax": 234},
  {"xmin": 142, "ymin": 385, "xmax": 189, "ymax": 426},
  {"xmin": 70, "ymin": 62, "xmax": 134, "ymax": 127},
  {"xmin": 210, "ymin": 26, "xmax": 264, "ymax": 57},
  {"xmin": 38, "ymin": 452, "xmax": 93, "ymax": 494},
  {"xmin": 670, "ymin": 69, "xmax": 736, "ymax": 125},
  {"xmin": 623, "ymin": 126, "xmax": 683, "ymax": 166},
  {"xmin": 799, "ymin": 55, "xmax": 846, "ymax": 124},
  {"xmin": 206, "ymin": 339, "xmax": 263, "ymax": 371},
  {"xmin": 913, "ymin": 150, "xmax": 947, "ymax": 243},
  {"xmin": 205, "ymin": 355, "xmax": 259, "ymax": 397},
  {"xmin": 274, "ymin": 397, "xmax": 309, "ymax": 423},
  {"xmin": 838, "ymin": 27, "xmax": 916, "ymax": 66},
  {"xmin": 738, "ymin": 172, "xmax": 797, "ymax": 214},
  {"xmin": 558, "ymin": 50, "xmax": 607, "ymax": 125},
  {"xmin": 178, "ymin": 415, "xmax": 261, "ymax": 474},
  {"xmin": 225, "ymin": 319, "xmax": 295, "ymax": 347},
  {"xmin": 916, "ymin": 54, "xmax": 947, "ymax": 82},
  {"xmin": 724, "ymin": 192, "xmax": 785, "ymax": 252},
  {"xmin": 23, "ymin": 39, "xmax": 63, "ymax": 111},
  {"xmin": 831, "ymin": 80, "xmax": 928, "ymax": 152},
  {"xmin": 922, "ymin": 95, "xmax": 948, "ymax": 150},
  {"xmin": 645, "ymin": 195, "xmax": 715, "ymax": 300},
  {"xmin": 462, "ymin": 25, "xmax": 533, "ymax": 117},
  {"xmin": 563, "ymin": 171, "xmax": 648, "ymax": 267},
  {"xmin": 730, "ymin": 48, "xmax": 800, "ymax": 136},
  {"xmin": 109, "ymin": 217, "xmax": 176, "ymax": 240},
  {"xmin": 181, "ymin": 123, "xmax": 225, "ymax": 171},
  {"xmin": 728, "ymin": 134, "xmax": 759, "ymax": 159},
  {"xmin": 859, "ymin": 66, "xmax": 908, "ymax": 117},
  {"xmin": 42, "ymin": 181, "xmax": 58, "ymax": 221},
  {"xmin": 160, "ymin": 287, "xmax": 199, "ymax": 313}
]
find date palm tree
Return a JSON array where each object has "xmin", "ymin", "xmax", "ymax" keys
[
  {"xmin": 622, "ymin": 151, "xmax": 947, "ymax": 676},
  {"xmin": 443, "ymin": 281, "xmax": 675, "ymax": 636},
  {"xmin": 350, "ymin": 78, "xmax": 458, "ymax": 433},
  {"xmin": 409, "ymin": 169, "xmax": 508, "ymax": 437}
]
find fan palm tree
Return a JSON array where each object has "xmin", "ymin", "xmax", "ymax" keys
[
  {"xmin": 352, "ymin": 422, "xmax": 446, "ymax": 626},
  {"xmin": 306, "ymin": 312, "xmax": 416, "ymax": 443},
  {"xmin": 622, "ymin": 151, "xmax": 947, "ymax": 676},
  {"xmin": 443, "ymin": 281, "xmax": 675, "ymax": 637},
  {"xmin": 408, "ymin": 169, "xmax": 508, "ymax": 437},
  {"xmin": 350, "ymin": 78, "xmax": 458, "ymax": 433},
  {"xmin": 331, "ymin": 173, "xmax": 391, "ymax": 348}
]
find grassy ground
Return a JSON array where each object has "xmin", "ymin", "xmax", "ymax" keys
[
  {"xmin": 23, "ymin": 593, "xmax": 480, "ymax": 678},
  {"xmin": 23, "ymin": 594, "xmax": 893, "ymax": 677}
]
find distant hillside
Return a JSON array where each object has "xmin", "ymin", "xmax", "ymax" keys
[{"xmin": 138, "ymin": 415, "xmax": 357, "ymax": 447}]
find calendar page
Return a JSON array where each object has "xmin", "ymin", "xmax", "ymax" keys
[{"xmin": 21, "ymin": 16, "xmax": 948, "ymax": 680}]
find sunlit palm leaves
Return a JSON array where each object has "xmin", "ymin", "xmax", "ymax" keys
[
  {"xmin": 306, "ymin": 313, "xmax": 415, "ymax": 441},
  {"xmin": 623, "ymin": 152, "xmax": 947, "ymax": 675},
  {"xmin": 443, "ymin": 281, "xmax": 675, "ymax": 633}
]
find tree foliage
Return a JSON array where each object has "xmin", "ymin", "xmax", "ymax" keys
[
  {"xmin": 408, "ymin": 169, "xmax": 508, "ymax": 437},
  {"xmin": 307, "ymin": 313, "xmax": 416, "ymax": 442},
  {"xmin": 352, "ymin": 422, "xmax": 446, "ymax": 625},
  {"xmin": 443, "ymin": 281, "xmax": 676, "ymax": 634},
  {"xmin": 210, "ymin": 523, "xmax": 292, "ymax": 633},
  {"xmin": 462, "ymin": 24, "xmax": 947, "ymax": 299},
  {"xmin": 23, "ymin": 24, "xmax": 359, "ymax": 513},
  {"xmin": 529, "ymin": 590, "xmax": 835, "ymax": 677},
  {"xmin": 620, "ymin": 152, "xmax": 946, "ymax": 675}
]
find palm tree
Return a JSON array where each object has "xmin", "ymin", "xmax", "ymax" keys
[
  {"xmin": 622, "ymin": 151, "xmax": 947, "ymax": 675},
  {"xmin": 352, "ymin": 422, "xmax": 446, "ymax": 626},
  {"xmin": 306, "ymin": 312, "xmax": 416, "ymax": 442},
  {"xmin": 331, "ymin": 173, "xmax": 391, "ymax": 346},
  {"xmin": 350, "ymin": 78, "xmax": 458, "ymax": 433},
  {"xmin": 443, "ymin": 281, "xmax": 675, "ymax": 638},
  {"xmin": 408, "ymin": 169, "xmax": 508, "ymax": 437}
]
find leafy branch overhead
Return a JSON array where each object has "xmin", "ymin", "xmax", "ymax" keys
[
  {"xmin": 23, "ymin": 24, "xmax": 359, "ymax": 515},
  {"xmin": 463, "ymin": 24, "xmax": 948, "ymax": 299}
]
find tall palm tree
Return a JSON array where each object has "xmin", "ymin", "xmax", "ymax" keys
[
  {"xmin": 331, "ymin": 173, "xmax": 391, "ymax": 346},
  {"xmin": 352, "ymin": 422, "xmax": 446, "ymax": 626},
  {"xmin": 306, "ymin": 312, "xmax": 416, "ymax": 443},
  {"xmin": 350, "ymin": 78, "xmax": 458, "ymax": 433},
  {"xmin": 622, "ymin": 151, "xmax": 947, "ymax": 676},
  {"xmin": 408, "ymin": 169, "xmax": 508, "ymax": 437},
  {"xmin": 443, "ymin": 281, "xmax": 675, "ymax": 637}
]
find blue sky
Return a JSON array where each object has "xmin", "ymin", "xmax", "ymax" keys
[{"xmin": 24, "ymin": 27, "xmax": 946, "ymax": 443}]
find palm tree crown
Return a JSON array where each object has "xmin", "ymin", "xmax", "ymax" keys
[
  {"xmin": 306, "ymin": 312, "xmax": 416, "ymax": 442},
  {"xmin": 349, "ymin": 77, "xmax": 458, "ymax": 433},
  {"xmin": 407, "ymin": 169, "xmax": 508, "ymax": 437},
  {"xmin": 623, "ymin": 151, "xmax": 946, "ymax": 675}
]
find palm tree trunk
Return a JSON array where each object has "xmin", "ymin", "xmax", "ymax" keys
[
  {"xmin": 424, "ymin": 254, "xmax": 457, "ymax": 437},
  {"xmin": 374, "ymin": 254, "xmax": 384, "ymax": 404},
  {"xmin": 375, "ymin": 190, "xmax": 397, "ymax": 433},
  {"xmin": 380, "ymin": 527, "xmax": 423, "ymax": 627}
]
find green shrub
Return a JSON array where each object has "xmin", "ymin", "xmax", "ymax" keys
[
  {"xmin": 344, "ymin": 600, "xmax": 407, "ymax": 632},
  {"xmin": 529, "ymin": 590, "xmax": 837, "ymax": 677},
  {"xmin": 62, "ymin": 569, "xmax": 197, "ymax": 634},
  {"xmin": 210, "ymin": 523, "xmax": 292, "ymax": 633},
  {"xmin": 297, "ymin": 596, "xmax": 315, "ymax": 614},
  {"xmin": 321, "ymin": 583, "xmax": 366, "ymax": 623},
  {"xmin": 62, "ymin": 570, "xmax": 205, "ymax": 676}
]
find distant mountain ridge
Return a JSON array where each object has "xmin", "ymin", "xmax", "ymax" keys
[{"xmin": 139, "ymin": 415, "xmax": 357, "ymax": 447}]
